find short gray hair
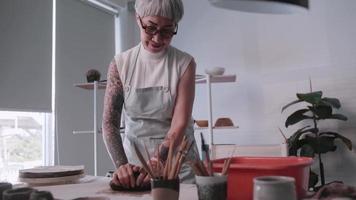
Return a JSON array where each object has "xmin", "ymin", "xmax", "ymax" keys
[{"xmin": 135, "ymin": 0, "xmax": 184, "ymax": 23}]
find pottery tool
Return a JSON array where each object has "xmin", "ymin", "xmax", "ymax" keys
[
  {"xmin": 188, "ymin": 151, "xmax": 209, "ymax": 176},
  {"xmin": 133, "ymin": 142, "xmax": 155, "ymax": 178},
  {"xmin": 188, "ymin": 161, "xmax": 203, "ymax": 176},
  {"xmin": 134, "ymin": 136, "xmax": 193, "ymax": 180},
  {"xmin": 200, "ymin": 132, "xmax": 212, "ymax": 176},
  {"xmin": 162, "ymin": 141, "xmax": 174, "ymax": 179},
  {"xmin": 189, "ymin": 160, "xmax": 209, "ymax": 176},
  {"xmin": 172, "ymin": 138, "xmax": 193, "ymax": 179},
  {"xmin": 221, "ymin": 145, "xmax": 236, "ymax": 175},
  {"xmin": 143, "ymin": 143, "xmax": 155, "ymax": 177}
]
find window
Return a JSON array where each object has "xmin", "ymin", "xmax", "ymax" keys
[{"xmin": 0, "ymin": 111, "xmax": 53, "ymax": 182}]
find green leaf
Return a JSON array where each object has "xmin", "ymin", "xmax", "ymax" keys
[
  {"xmin": 287, "ymin": 127, "xmax": 315, "ymax": 155},
  {"xmin": 309, "ymin": 170, "xmax": 319, "ymax": 189},
  {"xmin": 297, "ymin": 91, "xmax": 323, "ymax": 105},
  {"xmin": 309, "ymin": 105, "xmax": 332, "ymax": 119},
  {"xmin": 288, "ymin": 127, "xmax": 317, "ymax": 145},
  {"xmin": 281, "ymin": 99, "xmax": 303, "ymax": 112},
  {"xmin": 299, "ymin": 136, "xmax": 317, "ymax": 153},
  {"xmin": 329, "ymin": 114, "xmax": 348, "ymax": 121},
  {"xmin": 299, "ymin": 135, "xmax": 338, "ymax": 154},
  {"xmin": 320, "ymin": 132, "xmax": 353, "ymax": 150},
  {"xmin": 288, "ymin": 146, "xmax": 298, "ymax": 156},
  {"xmin": 300, "ymin": 144, "xmax": 315, "ymax": 157},
  {"xmin": 318, "ymin": 136, "xmax": 337, "ymax": 153},
  {"xmin": 321, "ymin": 97, "xmax": 341, "ymax": 109},
  {"xmin": 285, "ymin": 109, "xmax": 312, "ymax": 127},
  {"xmin": 289, "ymin": 133, "xmax": 316, "ymax": 156}
]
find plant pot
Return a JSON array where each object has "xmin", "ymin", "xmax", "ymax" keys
[{"xmin": 86, "ymin": 69, "xmax": 101, "ymax": 83}]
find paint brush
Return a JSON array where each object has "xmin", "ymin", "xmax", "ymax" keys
[
  {"xmin": 133, "ymin": 142, "xmax": 155, "ymax": 178},
  {"xmin": 221, "ymin": 145, "xmax": 237, "ymax": 175},
  {"xmin": 174, "ymin": 140, "xmax": 193, "ymax": 178},
  {"xmin": 143, "ymin": 143, "xmax": 155, "ymax": 178}
]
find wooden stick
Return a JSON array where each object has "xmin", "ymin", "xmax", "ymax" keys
[
  {"xmin": 188, "ymin": 161, "xmax": 203, "ymax": 176},
  {"xmin": 156, "ymin": 144, "xmax": 161, "ymax": 179},
  {"xmin": 169, "ymin": 137, "xmax": 186, "ymax": 179},
  {"xmin": 198, "ymin": 160, "xmax": 209, "ymax": 176},
  {"xmin": 133, "ymin": 142, "xmax": 155, "ymax": 178},
  {"xmin": 222, "ymin": 145, "xmax": 237, "ymax": 175},
  {"xmin": 222, "ymin": 158, "xmax": 232, "ymax": 175},
  {"xmin": 143, "ymin": 143, "xmax": 155, "ymax": 178},
  {"xmin": 221, "ymin": 159, "xmax": 228, "ymax": 175},
  {"xmin": 174, "ymin": 140, "xmax": 193, "ymax": 178},
  {"xmin": 163, "ymin": 141, "xmax": 174, "ymax": 179},
  {"xmin": 206, "ymin": 151, "xmax": 212, "ymax": 176}
]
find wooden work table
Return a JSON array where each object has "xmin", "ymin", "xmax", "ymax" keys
[{"xmin": 34, "ymin": 176, "xmax": 198, "ymax": 200}]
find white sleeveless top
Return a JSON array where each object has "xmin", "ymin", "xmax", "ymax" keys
[{"xmin": 114, "ymin": 43, "xmax": 193, "ymax": 97}]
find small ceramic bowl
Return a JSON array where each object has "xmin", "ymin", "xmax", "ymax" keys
[
  {"xmin": 2, "ymin": 187, "xmax": 36, "ymax": 200},
  {"xmin": 205, "ymin": 67, "xmax": 225, "ymax": 76},
  {"xmin": 195, "ymin": 120, "xmax": 209, "ymax": 127},
  {"xmin": 214, "ymin": 118, "xmax": 234, "ymax": 127},
  {"xmin": 29, "ymin": 190, "xmax": 54, "ymax": 200}
]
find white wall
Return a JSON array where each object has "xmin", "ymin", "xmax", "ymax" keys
[
  {"xmin": 171, "ymin": 0, "xmax": 356, "ymax": 185},
  {"xmin": 55, "ymin": 0, "xmax": 115, "ymax": 176}
]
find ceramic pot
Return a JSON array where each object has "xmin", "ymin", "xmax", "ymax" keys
[
  {"xmin": 86, "ymin": 69, "xmax": 101, "ymax": 82},
  {"xmin": 195, "ymin": 175, "xmax": 227, "ymax": 200},
  {"xmin": 2, "ymin": 187, "xmax": 36, "ymax": 200},
  {"xmin": 0, "ymin": 182, "xmax": 12, "ymax": 200},
  {"xmin": 151, "ymin": 178, "xmax": 180, "ymax": 200},
  {"xmin": 253, "ymin": 176, "xmax": 297, "ymax": 200},
  {"xmin": 29, "ymin": 190, "xmax": 54, "ymax": 200}
]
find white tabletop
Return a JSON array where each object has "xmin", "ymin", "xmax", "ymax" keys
[{"xmin": 33, "ymin": 176, "xmax": 198, "ymax": 200}]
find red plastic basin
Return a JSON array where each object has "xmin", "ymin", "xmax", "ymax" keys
[{"xmin": 213, "ymin": 156, "xmax": 313, "ymax": 200}]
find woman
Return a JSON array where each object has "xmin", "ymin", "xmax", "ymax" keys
[{"xmin": 102, "ymin": 0, "xmax": 198, "ymax": 189}]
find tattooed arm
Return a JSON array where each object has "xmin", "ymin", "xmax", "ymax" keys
[
  {"xmin": 103, "ymin": 60, "xmax": 141, "ymax": 188},
  {"xmin": 102, "ymin": 59, "xmax": 128, "ymax": 168}
]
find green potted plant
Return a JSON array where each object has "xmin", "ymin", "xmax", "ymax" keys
[{"xmin": 281, "ymin": 89, "xmax": 352, "ymax": 189}]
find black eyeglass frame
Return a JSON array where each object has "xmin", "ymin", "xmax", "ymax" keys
[{"xmin": 138, "ymin": 16, "xmax": 178, "ymax": 38}]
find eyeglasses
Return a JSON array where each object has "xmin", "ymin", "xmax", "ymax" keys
[{"xmin": 138, "ymin": 17, "xmax": 178, "ymax": 39}]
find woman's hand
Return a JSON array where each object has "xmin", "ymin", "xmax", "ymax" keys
[
  {"xmin": 136, "ymin": 158, "xmax": 162, "ymax": 186},
  {"xmin": 112, "ymin": 163, "xmax": 140, "ymax": 188}
]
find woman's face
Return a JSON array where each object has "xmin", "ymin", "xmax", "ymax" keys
[{"xmin": 137, "ymin": 15, "xmax": 177, "ymax": 53}]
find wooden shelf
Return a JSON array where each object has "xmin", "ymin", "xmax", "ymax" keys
[
  {"xmin": 74, "ymin": 82, "xmax": 107, "ymax": 90},
  {"xmin": 74, "ymin": 74, "xmax": 236, "ymax": 90},
  {"xmin": 194, "ymin": 126, "xmax": 239, "ymax": 130},
  {"xmin": 195, "ymin": 74, "xmax": 237, "ymax": 84}
]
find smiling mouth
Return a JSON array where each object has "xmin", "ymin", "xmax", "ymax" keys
[
  {"xmin": 151, "ymin": 44, "xmax": 162, "ymax": 49},
  {"xmin": 151, "ymin": 43, "xmax": 161, "ymax": 47}
]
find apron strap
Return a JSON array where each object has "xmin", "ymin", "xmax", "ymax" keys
[{"xmin": 125, "ymin": 44, "xmax": 141, "ymax": 90}]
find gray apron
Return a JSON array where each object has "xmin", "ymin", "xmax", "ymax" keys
[{"xmin": 122, "ymin": 45, "xmax": 198, "ymax": 183}]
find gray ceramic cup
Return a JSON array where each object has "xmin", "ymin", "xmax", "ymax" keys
[
  {"xmin": 2, "ymin": 187, "xmax": 36, "ymax": 200},
  {"xmin": 195, "ymin": 175, "xmax": 227, "ymax": 200},
  {"xmin": 151, "ymin": 178, "xmax": 180, "ymax": 200},
  {"xmin": 0, "ymin": 182, "xmax": 13, "ymax": 200},
  {"xmin": 253, "ymin": 176, "xmax": 297, "ymax": 200}
]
